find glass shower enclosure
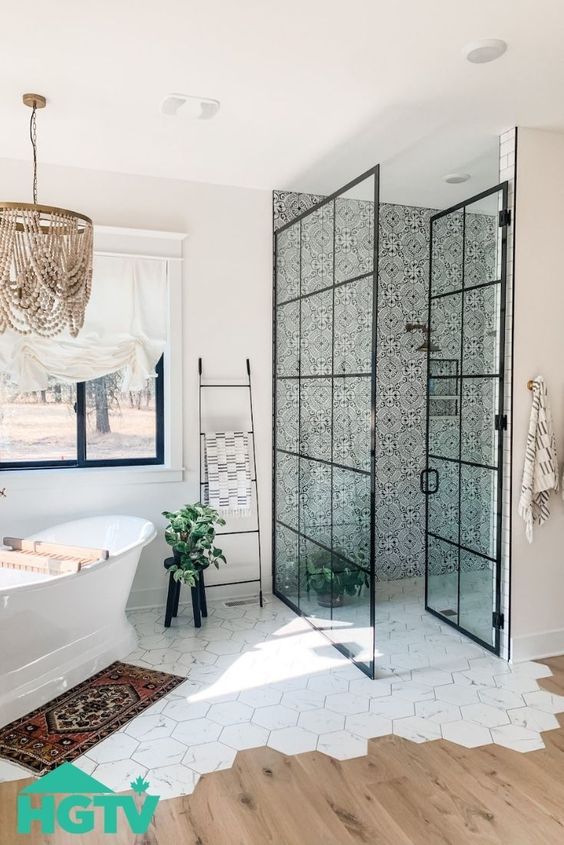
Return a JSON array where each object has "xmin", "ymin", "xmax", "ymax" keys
[
  {"xmin": 273, "ymin": 167, "xmax": 379, "ymax": 677},
  {"xmin": 273, "ymin": 170, "xmax": 509, "ymax": 676}
]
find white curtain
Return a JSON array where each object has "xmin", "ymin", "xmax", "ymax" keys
[{"xmin": 0, "ymin": 255, "xmax": 168, "ymax": 392}]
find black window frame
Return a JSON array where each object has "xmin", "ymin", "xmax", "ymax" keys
[{"xmin": 0, "ymin": 355, "xmax": 165, "ymax": 471}]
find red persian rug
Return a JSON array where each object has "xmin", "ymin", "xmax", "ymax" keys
[{"xmin": 0, "ymin": 661, "xmax": 184, "ymax": 774}]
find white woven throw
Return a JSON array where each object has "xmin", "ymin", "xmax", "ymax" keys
[
  {"xmin": 518, "ymin": 377, "xmax": 559, "ymax": 543},
  {"xmin": 203, "ymin": 431, "xmax": 252, "ymax": 517}
]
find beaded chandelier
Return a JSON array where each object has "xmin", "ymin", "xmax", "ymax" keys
[{"xmin": 0, "ymin": 94, "xmax": 93, "ymax": 337}]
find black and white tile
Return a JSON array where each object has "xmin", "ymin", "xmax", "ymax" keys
[
  {"xmin": 274, "ymin": 192, "xmax": 500, "ymax": 586},
  {"xmin": 273, "ymin": 190, "xmax": 325, "ymax": 232}
]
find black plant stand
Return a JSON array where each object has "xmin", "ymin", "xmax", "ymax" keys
[{"xmin": 163, "ymin": 557, "xmax": 208, "ymax": 628}]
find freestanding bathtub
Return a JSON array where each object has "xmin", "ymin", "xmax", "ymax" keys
[{"xmin": 0, "ymin": 514, "xmax": 156, "ymax": 727}]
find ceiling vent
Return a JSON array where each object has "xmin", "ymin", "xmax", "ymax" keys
[
  {"xmin": 463, "ymin": 38, "xmax": 507, "ymax": 64},
  {"xmin": 161, "ymin": 93, "xmax": 220, "ymax": 120},
  {"xmin": 443, "ymin": 173, "xmax": 471, "ymax": 184}
]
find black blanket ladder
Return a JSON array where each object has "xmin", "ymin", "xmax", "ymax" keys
[{"xmin": 198, "ymin": 357, "xmax": 263, "ymax": 608}]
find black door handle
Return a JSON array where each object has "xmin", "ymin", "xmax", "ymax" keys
[
  {"xmin": 420, "ymin": 469, "xmax": 427, "ymax": 493},
  {"xmin": 420, "ymin": 468, "xmax": 439, "ymax": 495}
]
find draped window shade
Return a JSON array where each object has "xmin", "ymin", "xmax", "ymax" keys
[{"xmin": 0, "ymin": 255, "xmax": 168, "ymax": 392}]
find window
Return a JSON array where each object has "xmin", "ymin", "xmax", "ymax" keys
[
  {"xmin": 0, "ymin": 357, "xmax": 164, "ymax": 469},
  {"xmin": 0, "ymin": 232, "xmax": 180, "ymax": 472}
]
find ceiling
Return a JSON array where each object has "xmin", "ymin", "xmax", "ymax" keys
[{"xmin": 1, "ymin": 0, "xmax": 563, "ymax": 195}]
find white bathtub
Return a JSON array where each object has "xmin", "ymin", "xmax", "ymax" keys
[{"xmin": 0, "ymin": 515, "xmax": 156, "ymax": 727}]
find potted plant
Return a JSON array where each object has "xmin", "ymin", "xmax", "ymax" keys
[
  {"xmin": 162, "ymin": 503, "xmax": 226, "ymax": 586},
  {"xmin": 305, "ymin": 548, "xmax": 338, "ymax": 607},
  {"xmin": 305, "ymin": 548, "xmax": 369, "ymax": 608}
]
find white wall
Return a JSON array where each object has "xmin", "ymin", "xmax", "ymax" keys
[
  {"xmin": 511, "ymin": 128, "xmax": 564, "ymax": 660},
  {"xmin": 0, "ymin": 158, "xmax": 272, "ymax": 608}
]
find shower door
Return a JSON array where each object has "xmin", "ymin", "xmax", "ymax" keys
[
  {"xmin": 273, "ymin": 167, "xmax": 379, "ymax": 678},
  {"xmin": 423, "ymin": 183, "xmax": 509, "ymax": 653}
]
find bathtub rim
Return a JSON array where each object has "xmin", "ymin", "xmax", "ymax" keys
[{"xmin": 0, "ymin": 514, "xmax": 157, "ymax": 595}]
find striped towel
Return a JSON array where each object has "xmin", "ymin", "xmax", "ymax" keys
[
  {"xmin": 518, "ymin": 377, "xmax": 559, "ymax": 542},
  {"xmin": 203, "ymin": 432, "xmax": 252, "ymax": 517}
]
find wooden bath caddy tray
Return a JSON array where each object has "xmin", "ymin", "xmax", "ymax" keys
[{"xmin": 0, "ymin": 537, "xmax": 109, "ymax": 576}]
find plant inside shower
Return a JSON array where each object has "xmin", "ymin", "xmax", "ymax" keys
[
  {"xmin": 162, "ymin": 503, "xmax": 227, "ymax": 586},
  {"xmin": 305, "ymin": 547, "xmax": 370, "ymax": 608}
]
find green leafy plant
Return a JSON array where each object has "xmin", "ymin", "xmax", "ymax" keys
[
  {"xmin": 162, "ymin": 503, "xmax": 226, "ymax": 587},
  {"xmin": 305, "ymin": 547, "xmax": 369, "ymax": 607}
]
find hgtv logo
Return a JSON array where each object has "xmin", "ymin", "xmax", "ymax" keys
[{"xmin": 17, "ymin": 762, "xmax": 159, "ymax": 835}]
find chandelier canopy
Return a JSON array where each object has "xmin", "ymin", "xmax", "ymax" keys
[{"xmin": 0, "ymin": 94, "xmax": 93, "ymax": 337}]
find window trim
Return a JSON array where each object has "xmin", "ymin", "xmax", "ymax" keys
[{"xmin": 0, "ymin": 355, "xmax": 165, "ymax": 472}]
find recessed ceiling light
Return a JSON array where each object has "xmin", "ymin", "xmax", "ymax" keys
[
  {"xmin": 463, "ymin": 38, "xmax": 507, "ymax": 64},
  {"xmin": 443, "ymin": 173, "xmax": 471, "ymax": 184},
  {"xmin": 161, "ymin": 93, "xmax": 220, "ymax": 120}
]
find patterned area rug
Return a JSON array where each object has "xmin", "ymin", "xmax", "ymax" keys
[{"xmin": 0, "ymin": 661, "xmax": 183, "ymax": 774}]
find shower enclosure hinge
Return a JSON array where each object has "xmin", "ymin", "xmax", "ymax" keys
[
  {"xmin": 494, "ymin": 414, "xmax": 507, "ymax": 431},
  {"xmin": 498, "ymin": 209, "xmax": 511, "ymax": 227},
  {"xmin": 492, "ymin": 611, "xmax": 505, "ymax": 629}
]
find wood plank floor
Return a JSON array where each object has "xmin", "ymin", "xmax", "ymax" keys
[{"xmin": 2, "ymin": 657, "xmax": 564, "ymax": 845}]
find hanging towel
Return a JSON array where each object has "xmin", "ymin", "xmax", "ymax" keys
[
  {"xmin": 203, "ymin": 431, "xmax": 252, "ymax": 517},
  {"xmin": 518, "ymin": 377, "xmax": 559, "ymax": 543}
]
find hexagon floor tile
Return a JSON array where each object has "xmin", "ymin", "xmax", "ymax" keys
[
  {"xmin": 317, "ymin": 730, "xmax": 368, "ymax": 760},
  {"xmin": 442, "ymin": 720, "xmax": 493, "ymax": 748},
  {"xmin": 220, "ymin": 723, "xmax": 269, "ymax": 750},
  {"xmin": 2, "ymin": 582, "xmax": 562, "ymax": 804},
  {"xmin": 182, "ymin": 741, "xmax": 236, "ymax": 774},
  {"xmin": 268, "ymin": 726, "xmax": 318, "ymax": 755}
]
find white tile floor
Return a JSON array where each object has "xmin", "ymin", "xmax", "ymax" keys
[{"xmin": 1, "ymin": 579, "xmax": 563, "ymax": 800}]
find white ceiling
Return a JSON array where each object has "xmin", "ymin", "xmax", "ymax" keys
[
  {"xmin": 379, "ymin": 131, "xmax": 499, "ymax": 209},
  {"xmin": 1, "ymin": 0, "xmax": 563, "ymax": 196}
]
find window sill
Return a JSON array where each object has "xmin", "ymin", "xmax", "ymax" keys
[{"xmin": 0, "ymin": 465, "xmax": 184, "ymax": 490}]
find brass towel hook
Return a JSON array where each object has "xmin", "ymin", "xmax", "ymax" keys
[{"xmin": 527, "ymin": 379, "xmax": 535, "ymax": 391}]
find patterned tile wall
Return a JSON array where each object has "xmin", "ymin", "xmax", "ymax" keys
[
  {"xmin": 375, "ymin": 203, "xmax": 432, "ymax": 580},
  {"xmin": 377, "ymin": 204, "xmax": 498, "ymax": 581},
  {"xmin": 273, "ymin": 190, "xmax": 325, "ymax": 232},
  {"xmin": 273, "ymin": 190, "xmax": 501, "ymax": 586}
]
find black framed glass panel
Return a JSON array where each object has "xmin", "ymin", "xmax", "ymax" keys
[
  {"xmin": 273, "ymin": 168, "xmax": 379, "ymax": 678},
  {"xmin": 424, "ymin": 184, "xmax": 508, "ymax": 653}
]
